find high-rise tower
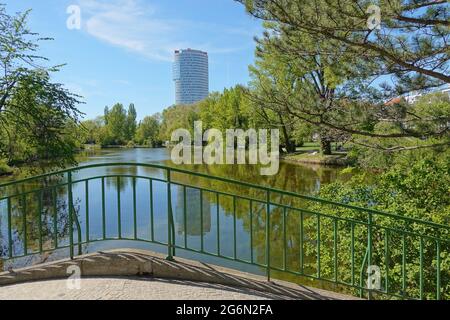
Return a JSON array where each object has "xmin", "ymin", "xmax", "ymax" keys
[{"xmin": 173, "ymin": 49, "xmax": 209, "ymax": 105}]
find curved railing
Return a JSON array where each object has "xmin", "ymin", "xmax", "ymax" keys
[{"xmin": 0, "ymin": 162, "xmax": 448, "ymax": 300}]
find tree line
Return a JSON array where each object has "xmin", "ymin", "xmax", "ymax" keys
[
  {"xmin": 157, "ymin": 0, "xmax": 450, "ymax": 169},
  {"xmin": 1, "ymin": 0, "xmax": 449, "ymax": 174},
  {"xmin": 80, "ymin": 104, "xmax": 162, "ymax": 148},
  {"xmin": 0, "ymin": 4, "xmax": 82, "ymax": 173}
]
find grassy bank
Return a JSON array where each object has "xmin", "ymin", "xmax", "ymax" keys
[
  {"xmin": 282, "ymin": 143, "xmax": 351, "ymax": 166},
  {"xmin": 0, "ymin": 160, "xmax": 14, "ymax": 177},
  {"xmin": 282, "ymin": 152, "xmax": 350, "ymax": 166}
]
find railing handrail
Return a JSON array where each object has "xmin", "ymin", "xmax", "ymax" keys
[{"xmin": 1, "ymin": 162, "xmax": 449, "ymax": 231}]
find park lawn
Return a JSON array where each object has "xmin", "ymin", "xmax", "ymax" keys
[
  {"xmin": 295, "ymin": 142, "xmax": 321, "ymax": 152},
  {"xmin": 283, "ymin": 150, "xmax": 350, "ymax": 166}
]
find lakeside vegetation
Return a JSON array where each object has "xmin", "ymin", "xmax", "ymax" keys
[
  {"xmin": 0, "ymin": 1, "xmax": 447, "ymax": 177},
  {"xmin": 1, "ymin": 2, "xmax": 448, "ymax": 174},
  {"xmin": 0, "ymin": 1, "xmax": 449, "ymax": 299},
  {"xmin": 0, "ymin": 0, "xmax": 448, "ymax": 183}
]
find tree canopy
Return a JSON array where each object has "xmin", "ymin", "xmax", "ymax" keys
[
  {"xmin": 238, "ymin": 0, "xmax": 449, "ymax": 152},
  {"xmin": 0, "ymin": 4, "xmax": 82, "ymax": 168}
]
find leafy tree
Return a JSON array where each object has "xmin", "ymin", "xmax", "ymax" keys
[
  {"xmin": 248, "ymin": 33, "xmax": 352, "ymax": 154},
  {"xmin": 159, "ymin": 104, "xmax": 200, "ymax": 142},
  {"xmin": 309, "ymin": 156, "xmax": 450, "ymax": 299},
  {"xmin": 135, "ymin": 114, "xmax": 162, "ymax": 147},
  {"xmin": 238, "ymin": 0, "xmax": 450, "ymax": 151},
  {"xmin": 104, "ymin": 103, "xmax": 128, "ymax": 145},
  {"xmin": 0, "ymin": 4, "xmax": 82, "ymax": 168},
  {"xmin": 199, "ymin": 85, "xmax": 255, "ymax": 130},
  {"xmin": 126, "ymin": 103, "xmax": 137, "ymax": 141},
  {"xmin": 0, "ymin": 72, "xmax": 81, "ymax": 167},
  {"xmin": 80, "ymin": 117, "xmax": 104, "ymax": 145},
  {"xmin": 239, "ymin": 0, "xmax": 449, "ymax": 86}
]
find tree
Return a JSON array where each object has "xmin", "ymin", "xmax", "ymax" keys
[
  {"xmin": 0, "ymin": 4, "xmax": 81, "ymax": 122},
  {"xmin": 135, "ymin": 114, "xmax": 161, "ymax": 147},
  {"xmin": 80, "ymin": 117, "xmax": 104, "ymax": 145},
  {"xmin": 199, "ymin": 86, "xmax": 255, "ymax": 131},
  {"xmin": 159, "ymin": 104, "xmax": 200, "ymax": 142},
  {"xmin": 238, "ymin": 0, "xmax": 449, "ymax": 151},
  {"xmin": 238, "ymin": 0, "xmax": 449, "ymax": 86},
  {"xmin": 104, "ymin": 103, "xmax": 128, "ymax": 145},
  {"xmin": 348, "ymin": 92, "xmax": 450, "ymax": 168},
  {"xmin": 248, "ymin": 33, "xmax": 352, "ymax": 154},
  {"xmin": 126, "ymin": 103, "xmax": 137, "ymax": 141},
  {"xmin": 0, "ymin": 72, "xmax": 81, "ymax": 167},
  {"xmin": 0, "ymin": 4, "xmax": 82, "ymax": 167}
]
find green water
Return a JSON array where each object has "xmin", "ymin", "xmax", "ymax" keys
[{"xmin": 0, "ymin": 148, "xmax": 357, "ymax": 290}]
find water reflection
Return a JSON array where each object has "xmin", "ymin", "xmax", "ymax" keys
[
  {"xmin": 175, "ymin": 188, "xmax": 211, "ymax": 236},
  {"xmin": 0, "ymin": 148, "xmax": 354, "ymax": 278}
]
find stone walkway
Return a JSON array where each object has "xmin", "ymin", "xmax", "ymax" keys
[
  {"xmin": 0, "ymin": 277, "xmax": 294, "ymax": 300},
  {"xmin": 0, "ymin": 249, "xmax": 357, "ymax": 300}
]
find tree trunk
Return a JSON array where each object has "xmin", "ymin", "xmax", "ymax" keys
[
  {"xmin": 320, "ymin": 133, "xmax": 332, "ymax": 155},
  {"xmin": 321, "ymin": 139, "xmax": 332, "ymax": 155},
  {"xmin": 278, "ymin": 113, "xmax": 296, "ymax": 153},
  {"xmin": 285, "ymin": 140, "xmax": 296, "ymax": 153}
]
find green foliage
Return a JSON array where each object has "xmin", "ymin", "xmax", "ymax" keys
[
  {"xmin": 79, "ymin": 117, "xmax": 104, "ymax": 145},
  {"xmin": 307, "ymin": 156, "xmax": 450, "ymax": 299},
  {"xmin": 135, "ymin": 114, "xmax": 162, "ymax": 147},
  {"xmin": 199, "ymin": 85, "xmax": 254, "ymax": 131},
  {"xmin": 78, "ymin": 103, "xmax": 143, "ymax": 147},
  {"xmin": 158, "ymin": 84, "xmax": 313, "ymax": 153},
  {"xmin": 248, "ymin": 32, "xmax": 351, "ymax": 154},
  {"xmin": 159, "ymin": 104, "xmax": 200, "ymax": 142},
  {"xmin": 104, "ymin": 103, "xmax": 128, "ymax": 145},
  {"xmin": 240, "ymin": 0, "xmax": 449, "ymax": 86},
  {"xmin": 0, "ymin": 72, "xmax": 82, "ymax": 167},
  {"xmin": 0, "ymin": 4, "xmax": 82, "ymax": 169},
  {"xmin": 239, "ymin": 0, "xmax": 450, "ymax": 156},
  {"xmin": 126, "ymin": 103, "xmax": 137, "ymax": 141},
  {"xmin": 347, "ymin": 92, "xmax": 450, "ymax": 169},
  {"xmin": 0, "ymin": 159, "xmax": 12, "ymax": 175}
]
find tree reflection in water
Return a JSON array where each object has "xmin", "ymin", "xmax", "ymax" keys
[{"xmin": 0, "ymin": 149, "xmax": 355, "ymax": 290}]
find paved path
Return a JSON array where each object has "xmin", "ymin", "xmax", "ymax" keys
[
  {"xmin": 0, "ymin": 277, "xmax": 295, "ymax": 300},
  {"xmin": 0, "ymin": 249, "xmax": 357, "ymax": 300}
]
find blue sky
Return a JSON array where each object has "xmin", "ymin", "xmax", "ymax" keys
[{"xmin": 5, "ymin": 0, "xmax": 262, "ymax": 120}]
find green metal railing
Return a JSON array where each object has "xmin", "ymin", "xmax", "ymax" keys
[{"xmin": 0, "ymin": 163, "xmax": 448, "ymax": 300}]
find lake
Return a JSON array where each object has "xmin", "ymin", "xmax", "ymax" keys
[{"xmin": 0, "ymin": 148, "xmax": 355, "ymax": 288}]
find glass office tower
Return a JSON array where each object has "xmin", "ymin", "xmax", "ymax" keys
[{"xmin": 173, "ymin": 49, "xmax": 209, "ymax": 105}]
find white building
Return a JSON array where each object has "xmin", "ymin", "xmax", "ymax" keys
[
  {"xmin": 404, "ymin": 85, "xmax": 450, "ymax": 104},
  {"xmin": 173, "ymin": 49, "xmax": 209, "ymax": 105}
]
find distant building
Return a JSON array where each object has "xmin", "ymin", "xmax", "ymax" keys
[
  {"xmin": 385, "ymin": 85, "xmax": 450, "ymax": 106},
  {"xmin": 404, "ymin": 91, "xmax": 422, "ymax": 104},
  {"xmin": 173, "ymin": 49, "xmax": 209, "ymax": 105},
  {"xmin": 384, "ymin": 97, "xmax": 402, "ymax": 106},
  {"xmin": 403, "ymin": 85, "xmax": 450, "ymax": 105}
]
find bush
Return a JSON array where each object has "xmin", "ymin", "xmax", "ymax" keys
[
  {"xmin": 0, "ymin": 159, "xmax": 13, "ymax": 175},
  {"xmin": 304, "ymin": 157, "xmax": 450, "ymax": 299}
]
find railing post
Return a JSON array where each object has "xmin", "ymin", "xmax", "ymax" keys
[
  {"xmin": 359, "ymin": 248, "xmax": 369, "ymax": 298},
  {"xmin": 38, "ymin": 190, "xmax": 43, "ymax": 254},
  {"xmin": 368, "ymin": 213, "xmax": 373, "ymax": 300},
  {"xmin": 266, "ymin": 190, "xmax": 271, "ymax": 282},
  {"xmin": 166, "ymin": 168, "xmax": 175, "ymax": 261},
  {"xmin": 7, "ymin": 198, "xmax": 12, "ymax": 259},
  {"xmin": 68, "ymin": 171, "xmax": 74, "ymax": 260},
  {"xmin": 436, "ymin": 240, "xmax": 441, "ymax": 300}
]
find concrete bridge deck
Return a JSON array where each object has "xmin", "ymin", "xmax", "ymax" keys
[{"xmin": 0, "ymin": 249, "xmax": 357, "ymax": 300}]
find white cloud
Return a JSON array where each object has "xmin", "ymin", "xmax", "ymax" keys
[{"xmin": 77, "ymin": 0, "xmax": 253, "ymax": 62}]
